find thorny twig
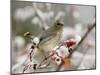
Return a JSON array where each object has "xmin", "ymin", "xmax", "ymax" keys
[
  {"xmin": 56, "ymin": 22, "xmax": 96, "ymax": 71},
  {"xmin": 23, "ymin": 45, "xmax": 34, "ymax": 73}
]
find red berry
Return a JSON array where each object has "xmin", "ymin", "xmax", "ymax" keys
[{"xmin": 64, "ymin": 40, "xmax": 77, "ymax": 47}]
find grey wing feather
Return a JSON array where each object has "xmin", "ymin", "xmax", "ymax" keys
[{"xmin": 39, "ymin": 32, "xmax": 57, "ymax": 45}]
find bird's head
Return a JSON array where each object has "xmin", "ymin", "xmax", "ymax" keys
[{"xmin": 54, "ymin": 20, "xmax": 64, "ymax": 28}]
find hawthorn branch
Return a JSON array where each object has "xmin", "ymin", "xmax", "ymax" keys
[
  {"xmin": 68, "ymin": 22, "xmax": 96, "ymax": 58},
  {"xmin": 56, "ymin": 22, "xmax": 96, "ymax": 71},
  {"xmin": 22, "ymin": 21, "xmax": 96, "ymax": 72}
]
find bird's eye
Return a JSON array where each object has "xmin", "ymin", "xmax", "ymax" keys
[
  {"xmin": 57, "ymin": 23, "xmax": 60, "ymax": 25},
  {"xmin": 57, "ymin": 22, "xmax": 63, "ymax": 26}
]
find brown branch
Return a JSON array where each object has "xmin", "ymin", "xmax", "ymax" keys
[
  {"xmin": 56, "ymin": 22, "xmax": 96, "ymax": 71},
  {"xmin": 68, "ymin": 22, "xmax": 96, "ymax": 58},
  {"xmin": 23, "ymin": 46, "xmax": 34, "ymax": 73},
  {"xmin": 23, "ymin": 65, "xmax": 29, "ymax": 73},
  {"xmin": 29, "ymin": 49, "xmax": 34, "ymax": 62}
]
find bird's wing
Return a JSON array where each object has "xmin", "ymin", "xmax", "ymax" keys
[{"xmin": 38, "ymin": 32, "xmax": 57, "ymax": 45}]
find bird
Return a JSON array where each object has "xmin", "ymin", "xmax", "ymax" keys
[
  {"xmin": 38, "ymin": 20, "xmax": 64, "ymax": 57},
  {"xmin": 24, "ymin": 20, "xmax": 64, "ymax": 59}
]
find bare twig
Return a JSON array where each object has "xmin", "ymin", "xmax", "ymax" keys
[
  {"xmin": 30, "ymin": 49, "xmax": 34, "ymax": 62},
  {"xmin": 23, "ymin": 65, "xmax": 29, "ymax": 73},
  {"xmin": 68, "ymin": 22, "xmax": 96, "ymax": 58},
  {"xmin": 23, "ymin": 45, "xmax": 34, "ymax": 73},
  {"xmin": 23, "ymin": 48, "xmax": 33, "ymax": 66}
]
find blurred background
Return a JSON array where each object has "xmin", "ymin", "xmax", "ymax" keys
[{"xmin": 11, "ymin": 0, "xmax": 96, "ymax": 73}]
